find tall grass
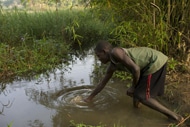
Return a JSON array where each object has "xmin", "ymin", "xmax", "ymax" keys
[
  {"xmin": 0, "ymin": 8, "xmax": 113, "ymax": 82},
  {"xmin": 0, "ymin": 8, "xmax": 112, "ymax": 46},
  {"xmin": 0, "ymin": 39, "xmax": 69, "ymax": 82},
  {"xmin": 88, "ymin": 0, "xmax": 190, "ymax": 58}
]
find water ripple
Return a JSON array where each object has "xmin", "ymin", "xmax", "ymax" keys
[{"xmin": 52, "ymin": 85, "xmax": 120, "ymax": 111}]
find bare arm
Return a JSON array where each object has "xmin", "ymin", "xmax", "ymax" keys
[
  {"xmin": 111, "ymin": 48, "xmax": 140, "ymax": 88},
  {"xmin": 85, "ymin": 63, "xmax": 116, "ymax": 102}
]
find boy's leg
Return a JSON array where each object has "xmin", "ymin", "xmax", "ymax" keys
[
  {"xmin": 140, "ymin": 97, "xmax": 184, "ymax": 122},
  {"xmin": 134, "ymin": 64, "xmax": 183, "ymax": 122}
]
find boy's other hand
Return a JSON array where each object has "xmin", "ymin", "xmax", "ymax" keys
[
  {"xmin": 126, "ymin": 86, "xmax": 135, "ymax": 97},
  {"xmin": 83, "ymin": 98, "xmax": 92, "ymax": 103}
]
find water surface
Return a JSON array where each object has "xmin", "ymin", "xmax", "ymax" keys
[{"xmin": 0, "ymin": 54, "xmax": 172, "ymax": 127}]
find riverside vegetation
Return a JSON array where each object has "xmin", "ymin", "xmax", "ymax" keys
[
  {"xmin": 0, "ymin": 0, "xmax": 190, "ymax": 127},
  {"xmin": 0, "ymin": 8, "xmax": 112, "ymax": 83}
]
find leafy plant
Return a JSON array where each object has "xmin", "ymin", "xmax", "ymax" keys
[
  {"xmin": 7, "ymin": 121, "xmax": 13, "ymax": 127},
  {"xmin": 167, "ymin": 57, "xmax": 178, "ymax": 72},
  {"xmin": 0, "ymin": 39, "xmax": 69, "ymax": 81},
  {"xmin": 70, "ymin": 120, "xmax": 106, "ymax": 127},
  {"xmin": 65, "ymin": 19, "xmax": 83, "ymax": 47}
]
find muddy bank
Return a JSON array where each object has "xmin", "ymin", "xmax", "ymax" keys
[{"xmin": 165, "ymin": 72, "xmax": 190, "ymax": 126}]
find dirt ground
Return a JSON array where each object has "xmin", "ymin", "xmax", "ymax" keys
[{"xmin": 164, "ymin": 71, "xmax": 190, "ymax": 127}]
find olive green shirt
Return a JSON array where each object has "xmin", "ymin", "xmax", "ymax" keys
[{"xmin": 110, "ymin": 47, "xmax": 168, "ymax": 75}]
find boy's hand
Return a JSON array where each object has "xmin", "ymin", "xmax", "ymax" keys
[
  {"xmin": 83, "ymin": 98, "xmax": 92, "ymax": 103},
  {"xmin": 127, "ymin": 86, "xmax": 141, "ymax": 108},
  {"xmin": 126, "ymin": 86, "xmax": 135, "ymax": 97}
]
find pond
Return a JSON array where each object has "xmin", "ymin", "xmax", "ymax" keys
[{"xmin": 0, "ymin": 51, "xmax": 174, "ymax": 127}]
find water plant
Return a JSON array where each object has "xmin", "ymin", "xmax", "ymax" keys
[
  {"xmin": 70, "ymin": 120, "xmax": 106, "ymax": 127},
  {"xmin": 69, "ymin": 120, "xmax": 127, "ymax": 127},
  {"xmin": 7, "ymin": 122, "xmax": 13, "ymax": 127}
]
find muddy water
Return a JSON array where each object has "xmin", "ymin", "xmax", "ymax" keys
[{"xmin": 0, "ymin": 54, "xmax": 172, "ymax": 127}]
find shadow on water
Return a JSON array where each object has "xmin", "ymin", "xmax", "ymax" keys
[{"xmin": 0, "ymin": 49, "xmax": 173, "ymax": 127}]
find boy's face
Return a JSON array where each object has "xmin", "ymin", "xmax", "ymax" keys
[{"xmin": 95, "ymin": 50, "xmax": 109, "ymax": 64}]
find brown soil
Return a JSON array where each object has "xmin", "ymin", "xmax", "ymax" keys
[{"xmin": 164, "ymin": 71, "xmax": 190, "ymax": 127}]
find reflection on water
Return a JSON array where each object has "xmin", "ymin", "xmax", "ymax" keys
[{"xmin": 0, "ymin": 53, "xmax": 172, "ymax": 127}]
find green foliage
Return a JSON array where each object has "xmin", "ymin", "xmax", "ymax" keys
[
  {"xmin": 69, "ymin": 120, "xmax": 126, "ymax": 127},
  {"xmin": 65, "ymin": 19, "xmax": 83, "ymax": 47},
  {"xmin": 109, "ymin": 20, "xmax": 169, "ymax": 54},
  {"xmin": 7, "ymin": 121, "xmax": 13, "ymax": 127},
  {"xmin": 87, "ymin": 0, "xmax": 169, "ymax": 52},
  {"xmin": 77, "ymin": 12, "xmax": 113, "ymax": 43},
  {"xmin": 113, "ymin": 71, "xmax": 132, "ymax": 81},
  {"xmin": 70, "ymin": 120, "xmax": 106, "ymax": 127},
  {"xmin": 0, "ymin": 8, "xmax": 113, "ymax": 81},
  {"xmin": 167, "ymin": 58, "xmax": 178, "ymax": 72},
  {"xmin": 167, "ymin": 124, "xmax": 177, "ymax": 127},
  {"xmin": 61, "ymin": 9, "xmax": 113, "ymax": 46},
  {"xmin": 87, "ymin": 0, "xmax": 190, "ymax": 57},
  {"xmin": 110, "ymin": 21, "xmax": 137, "ymax": 47},
  {"xmin": 0, "ymin": 39, "xmax": 69, "ymax": 81},
  {"xmin": 0, "ymin": 8, "xmax": 112, "ymax": 47}
]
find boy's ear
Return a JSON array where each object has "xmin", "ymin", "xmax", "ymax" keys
[
  {"xmin": 102, "ymin": 48, "xmax": 109, "ymax": 53},
  {"xmin": 102, "ymin": 49, "xmax": 107, "ymax": 54}
]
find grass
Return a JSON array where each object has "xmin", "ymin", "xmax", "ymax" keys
[
  {"xmin": 0, "ymin": 3, "xmax": 189, "ymax": 127},
  {"xmin": 0, "ymin": 8, "xmax": 112, "ymax": 46},
  {"xmin": 69, "ymin": 120, "xmax": 127, "ymax": 127},
  {"xmin": 0, "ymin": 8, "xmax": 112, "ymax": 82},
  {"xmin": 0, "ymin": 39, "xmax": 69, "ymax": 82}
]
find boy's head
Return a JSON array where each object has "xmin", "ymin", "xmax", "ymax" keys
[
  {"xmin": 94, "ymin": 40, "xmax": 113, "ymax": 52},
  {"xmin": 94, "ymin": 40, "xmax": 113, "ymax": 64}
]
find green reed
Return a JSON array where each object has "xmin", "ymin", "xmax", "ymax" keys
[
  {"xmin": 0, "ymin": 39, "xmax": 69, "ymax": 82},
  {"xmin": 69, "ymin": 120, "xmax": 127, "ymax": 127},
  {"xmin": 0, "ymin": 8, "xmax": 111, "ymax": 46},
  {"xmin": 0, "ymin": 8, "xmax": 111, "ymax": 82}
]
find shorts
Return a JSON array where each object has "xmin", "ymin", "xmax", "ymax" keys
[{"xmin": 134, "ymin": 63, "xmax": 167, "ymax": 100}]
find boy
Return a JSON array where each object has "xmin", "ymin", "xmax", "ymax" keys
[{"xmin": 84, "ymin": 40, "xmax": 183, "ymax": 122}]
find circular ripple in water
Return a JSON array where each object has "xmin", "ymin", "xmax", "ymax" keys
[{"xmin": 53, "ymin": 85, "xmax": 120, "ymax": 111}]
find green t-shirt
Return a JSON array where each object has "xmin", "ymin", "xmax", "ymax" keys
[{"xmin": 110, "ymin": 47, "xmax": 168, "ymax": 75}]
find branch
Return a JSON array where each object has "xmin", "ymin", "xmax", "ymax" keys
[{"xmin": 150, "ymin": 2, "xmax": 161, "ymax": 13}]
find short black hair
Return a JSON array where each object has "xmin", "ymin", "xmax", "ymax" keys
[{"xmin": 95, "ymin": 40, "xmax": 113, "ymax": 52}]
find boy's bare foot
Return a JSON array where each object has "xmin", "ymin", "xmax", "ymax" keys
[
  {"xmin": 176, "ymin": 115, "xmax": 185, "ymax": 124},
  {"xmin": 133, "ymin": 97, "xmax": 141, "ymax": 108},
  {"xmin": 168, "ymin": 115, "xmax": 184, "ymax": 124}
]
